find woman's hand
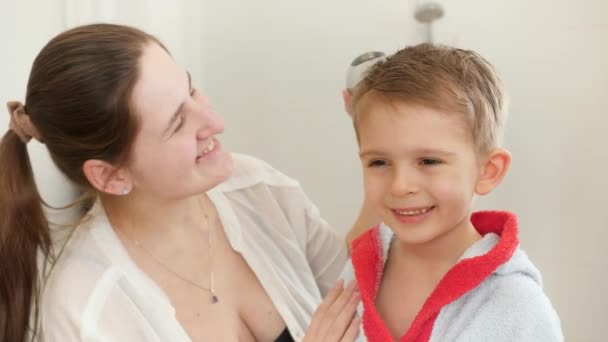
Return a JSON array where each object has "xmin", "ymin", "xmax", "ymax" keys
[{"xmin": 303, "ymin": 279, "xmax": 361, "ymax": 342}]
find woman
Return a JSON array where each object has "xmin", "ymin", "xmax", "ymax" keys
[{"xmin": 0, "ymin": 23, "xmax": 360, "ymax": 342}]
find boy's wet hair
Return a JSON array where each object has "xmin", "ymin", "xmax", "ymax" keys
[{"xmin": 351, "ymin": 43, "xmax": 507, "ymax": 154}]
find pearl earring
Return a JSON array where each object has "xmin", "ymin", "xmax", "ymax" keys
[{"xmin": 122, "ymin": 188, "xmax": 130, "ymax": 196}]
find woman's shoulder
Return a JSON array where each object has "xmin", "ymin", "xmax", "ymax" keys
[
  {"xmin": 217, "ymin": 153, "xmax": 300, "ymax": 192},
  {"xmin": 43, "ymin": 225, "xmax": 114, "ymax": 307},
  {"xmin": 41, "ymin": 255, "xmax": 118, "ymax": 336},
  {"xmin": 40, "ymin": 249, "xmax": 159, "ymax": 339},
  {"xmin": 42, "ymin": 208, "xmax": 125, "ymax": 318}
]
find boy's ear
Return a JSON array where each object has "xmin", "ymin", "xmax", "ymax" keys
[
  {"xmin": 475, "ymin": 148, "xmax": 511, "ymax": 195},
  {"xmin": 82, "ymin": 159, "xmax": 132, "ymax": 196}
]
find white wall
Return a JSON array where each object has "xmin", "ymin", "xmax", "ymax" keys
[
  {"xmin": 2, "ymin": 0, "xmax": 606, "ymax": 340},
  {"xmin": 0, "ymin": 0, "xmax": 77, "ymax": 224},
  {"xmin": 61, "ymin": 0, "xmax": 205, "ymax": 82}
]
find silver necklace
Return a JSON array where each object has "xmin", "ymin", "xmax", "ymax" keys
[{"xmin": 119, "ymin": 204, "xmax": 219, "ymax": 304}]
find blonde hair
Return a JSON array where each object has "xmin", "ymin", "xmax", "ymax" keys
[{"xmin": 351, "ymin": 43, "xmax": 507, "ymax": 154}]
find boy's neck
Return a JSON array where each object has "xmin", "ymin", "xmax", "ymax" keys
[
  {"xmin": 390, "ymin": 216, "xmax": 482, "ymax": 273},
  {"xmin": 376, "ymin": 215, "xmax": 486, "ymax": 340}
]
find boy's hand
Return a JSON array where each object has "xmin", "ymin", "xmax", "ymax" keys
[
  {"xmin": 303, "ymin": 279, "xmax": 361, "ymax": 342},
  {"xmin": 342, "ymin": 89, "xmax": 353, "ymax": 117}
]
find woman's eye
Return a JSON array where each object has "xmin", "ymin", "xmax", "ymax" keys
[{"xmin": 174, "ymin": 115, "xmax": 185, "ymax": 132}]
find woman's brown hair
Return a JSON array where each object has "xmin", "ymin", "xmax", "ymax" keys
[{"xmin": 0, "ymin": 23, "xmax": 163, "ymax": 342}]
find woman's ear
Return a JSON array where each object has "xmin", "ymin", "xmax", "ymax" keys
[
  {"xmin": 475, "ymin": 148, "xmax": 512, "ymax": 195},
  {"xmin": 82, "ymin": 159, "xmax": 132, "ymax": 196}
]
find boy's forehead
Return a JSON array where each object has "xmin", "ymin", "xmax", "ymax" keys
[
  {"xmin": 357, "ymin": 100, "xmax": 474, "ymax": 150},
  {"xmin": 359, "ymin": 97, "xmax": 465, "ymax": 125}
]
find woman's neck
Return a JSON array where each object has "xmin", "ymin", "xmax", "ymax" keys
[{"xmin": 100, "ymin": 191, "xmax": 209, "ymax": 245}]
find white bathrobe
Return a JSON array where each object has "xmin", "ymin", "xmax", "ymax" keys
[{"xmin": 344, "ymin": 211, "xmax": 563, "ymax": 342}]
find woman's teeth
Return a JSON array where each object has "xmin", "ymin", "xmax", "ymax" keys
[
  {"xmin": 197, "ymin": 140, "xmax": 216, "ymax": 161},
  {"xmin": 201, "ymin": 140, "xmax": 215, "ymax": 155}
]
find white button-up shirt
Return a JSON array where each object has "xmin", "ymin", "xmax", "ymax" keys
[{"xmin": 40, "ymin": 153, "xmax": 347, "ymax": 341}]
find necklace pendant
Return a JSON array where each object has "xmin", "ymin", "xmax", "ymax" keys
[{"xmin": 211, "ymin": 294, "xmax": 219, "ymax": 304}]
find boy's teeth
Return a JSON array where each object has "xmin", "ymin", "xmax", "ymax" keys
[{"xmin": 397, "ymin": 207, "xmax": 431, "ymax": 216}]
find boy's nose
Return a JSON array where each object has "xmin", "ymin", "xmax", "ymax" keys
[{"xmin": 389, "ymin": 171, "xmax": 418, "ymax": 197}]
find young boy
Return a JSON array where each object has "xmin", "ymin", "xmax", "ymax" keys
[{"xmin": 343, "ymin": 44, "xmax": 563, "ymax": 341}]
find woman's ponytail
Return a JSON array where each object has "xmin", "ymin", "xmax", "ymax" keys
[{"xmin": 0, "ymin": 130, "xmax": 51, "ymax": 342}]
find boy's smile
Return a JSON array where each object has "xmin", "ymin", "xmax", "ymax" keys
[{"xmin": 391, "ymin": 205, "xmax": 436, "ymax": 224}]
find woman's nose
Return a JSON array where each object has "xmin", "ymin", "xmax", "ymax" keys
[{"xmin": 195, "ymin": 96, "xmax": 224, "ymax": 138}]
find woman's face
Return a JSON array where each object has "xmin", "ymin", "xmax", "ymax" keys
[{"xmin": 125, "ymin": 42, "xmax": 233, "ymax": 200}]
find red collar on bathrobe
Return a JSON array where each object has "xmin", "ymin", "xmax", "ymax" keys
[{"xmin": 350, "ymin": 211, "xmax": 519, "ymax": 342}]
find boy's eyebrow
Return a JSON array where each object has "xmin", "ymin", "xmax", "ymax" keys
[
  {"xmin": 414, "ymin": 148, "xmax": 456, "ymax": 156},
  {"xmin": 358, "ymin": 150, "xmax": 385, "ymax": 158},
  {"xmin": 163, "ymin": 71, "xmax": 192, "ymax": 135},
  {"xmin": 359, "ymin": 148, "xmax": 455, "ymax": 158}
]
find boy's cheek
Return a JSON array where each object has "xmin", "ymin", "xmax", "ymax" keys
[
  {"xmin": 431, "ymin": 177, "xmax": 475, "ymax": 207},
  {"xmin": 363, "ymin": 181, "xmax": 384, "ymax": 206}
]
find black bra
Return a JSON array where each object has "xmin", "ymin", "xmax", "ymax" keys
[{"xmin": 275, "ymin": 327, "xmax": 294, "ymax": 342}]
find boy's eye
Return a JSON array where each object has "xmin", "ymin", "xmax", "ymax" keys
[
  {"xmin": 420, "ymin": 158, "xmax": 441, "ymax": 166},
  {"xmin": 368, "ymin": 159, "xmax": 388, "ymax": 167}
]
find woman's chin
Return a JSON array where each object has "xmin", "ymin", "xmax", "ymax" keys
[{"xmin": 198, "ymin": 151, "xmax": 233, "ymax": 189}]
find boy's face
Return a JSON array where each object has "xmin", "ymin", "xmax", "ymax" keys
[{"xmin": 357, "ymin": 100, "xmax": 483, "ymax": 246}]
